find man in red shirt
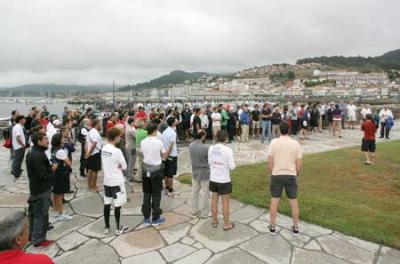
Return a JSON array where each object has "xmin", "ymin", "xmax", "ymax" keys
[
  {"xmin": 361, "ymin": 114, "xmax": 377, "ymax": 165},
  {"xmin": 135, "ymin": 106, "xmax": 147, "ymax": 123},
  {"xmin": 0, "ymin": 211, "xmax": 53, "ymax": 264}
]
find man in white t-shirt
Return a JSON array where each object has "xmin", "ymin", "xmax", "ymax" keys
[
  {"xmin": 125, "ymin": 117, "xmax": 136, "ymax": 182},
  {"xmin": 211, "ymin": 106, "xmax": 221, "ymax": 142},
  {"xmin": 267, "ymin": 122, "xmax": 302, "ymax": 235},
  {"xmin": 140, "ymin": 122, "xmax": 174, "ymax": 226},
  {"xmin": 360, "ymin": 105, "xmax": 372, "ymax": 120},
  {"xmin": 101, "ymin": 127, "xmax": 130, "ymax": 235},
  {"xmin": 208, "ymin": 130, "xmax": 236, "ymax": 231},
  {"xmin": 11, "ymin": 115, "xmax": 26, "ymax": 179},
  {"xmin": 85, "ymin": 118, "xmax": 103, "ymax": 192},
  {"xmin": 347, "ymin": 101, "xmax": 357, "ymax": 129},
  {"xmin": 379, "ymin": 106, "xmax": 394, "ymax": 139}
]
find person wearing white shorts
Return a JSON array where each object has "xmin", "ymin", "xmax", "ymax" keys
[
  {"xmin": 101, "ymin": 127, "xmax": 130, "ymax": 235},
  {"xmin": 347, "ymin": 102, "xmax": 357, "ymax": 129}
]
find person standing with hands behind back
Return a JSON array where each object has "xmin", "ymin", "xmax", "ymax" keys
[{"xmin": 209, "ymin": 130, "xmax": 236, "ymax": 231}]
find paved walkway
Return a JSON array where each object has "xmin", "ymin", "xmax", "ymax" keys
[{"xmin": 0, "ymin": 126, "xmax": 399, "ymax": 264}]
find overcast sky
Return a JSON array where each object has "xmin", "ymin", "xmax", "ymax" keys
[{"xmin": 0, "ymin": 0, "xmax": 399, "ymax": 87}]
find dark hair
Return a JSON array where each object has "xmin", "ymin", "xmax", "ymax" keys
[
  {"xmin": 151, "ymin": 118, "xmax": 161, "ymax": 125},
  {"xmin": 279, "ymin": 122, "xmax": 289, "ymax": 135},
  {"xmin": 51, "ymin": 133, "xmax": 63, "ymax": 152},
  {"xmin": 194, "ymin": 108, "xmax": 201, "ymax": 114},
  {"xmin": 92, "ymin": 118, "xmax": 101, "ymax": 127},
  {"xmin": 366, "ymin": 114, "xmax": 373, "ymax": 120},
  {"xmin": 31, "ymin": 124, "xmax": 44, "ymax": 133},
  {"xmin": 62, "ymin": 118, "xmax": 71, "ymax": 126},
  {"xmin": 216, "ymin": 130, "xmax": 228, "ymax": 143},
  {"xmin": 15, "ymin": 115, "xmax": 25, "ymax": 123},
  {"xmin": 167, "ymin": 116, "xmax": 176, "ymax": 127},
  {"xmin": 11, "ymin": 110, "xmax": 17, "ymax": 116},
  {"xmin": 194, "ymin": 129, "xmax": 206, "ymax": 140},
  {"xmin": 127, "ymin": 117, "xmax": 135, "ymax": 125},
  {"xmin": 146, "ymin": 122, "xmax": 158, "ymax": 135},
  {"xmin": 31, "ymin": 132, "xmax": 46, "ymax": 146},
  {"xmin": 107, "ymin": 127, "xmax": 122, "ymax": 141}
]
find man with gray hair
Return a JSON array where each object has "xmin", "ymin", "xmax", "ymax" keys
[{"xmin": 0, "ymin": 211, "xmax": 53, "ymax": 263}]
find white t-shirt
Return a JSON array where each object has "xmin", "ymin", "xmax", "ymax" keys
[
  {"xmin": 379, "ymin": 109, "xmax": 393, "ymax": 123},
  {"xmin": 360, "ymin": 108, "xmax": 372, "ymax": 119},
  {"xmin": 162, "ymin": 127, "xmax": 177, "ymax": 157},
  {"xmin": 101, "ymin": 143, "xmax": 127, "ymax": 186},
  {"xmin": 347, "ymin": 104, "xmax": 357, "ymax": 117},
  {"xmin": 55, "ymin": 149, "xmax": 68, "ymax": 160},
  {"xmin": 86, "ymin": 128, "xmax": 102, "ymax": 156},
  {"xmin": 12, "ymin": 124, "xmax": 25, "ymax": 150},
  {"xmin": 208, "ymin": 143, "xmax": 235, "ymax": 183},
  {"xmin": 211, "ymin": 112, "xmax": 221, "ymax": 127},
  {"xmin": 45, "ymin": 128, "xmax": 59, "ymax": 160},
  {"xmin": 141, "ymin": 136, "xmax": 166, "ymax": 166}
]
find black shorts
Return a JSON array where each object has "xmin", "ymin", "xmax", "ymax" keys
[
  {"xmin": 53, "ymin": 171, "xmax": 70, "ymax": 195},
  {"xmin": 86, "ymin": 152, "xmax": 101, "ymax": 171},
  {"xmin": 361, "ymin": 139, "xmax": 376, "ymax": 153},
  {"xmin": 164, "ymin": 156, "xmax": 177, "ymax": 177},
  {"xmin": 209, "ymin": 181, "xmax": 232, "ymax": 195},
  {"xmin": 270, "ymin": 175, "xmax": 297, "ymax": 199}
]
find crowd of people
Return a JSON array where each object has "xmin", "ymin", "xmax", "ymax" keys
[{"xmin": 0, "ymin": 100, "xmax": 395, "ymax": 262}]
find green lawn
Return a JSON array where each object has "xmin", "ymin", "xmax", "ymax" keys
[{"xmin": 179, "ymin": 140, "xmax": 400, "ymax": 249}]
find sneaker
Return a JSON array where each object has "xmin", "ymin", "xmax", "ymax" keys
[
  {"xmin": 34, "ymin": 240, "xmax": 54, "ymax": 247},
  {"xmin": 60, "ymin": 213, "xmax": 73, "ymax": 220},
  {"xmin": 104, "ymin": 228, "xmax": 110, "ymax": 235},
  {"xmin": 151, "ymin": 216, "xmax": 166, "ymax": 226},
  {"xmin": 291, "ymin": 225, "xmax": 299, "ymax": 235},
  {"xmin": 167, "ymin": 190, "xmax": 180, "ymax": 197},
  {"xmin": 191, "ymin": 209, "xmax": 199, "ymax": 216},
  {"xmin": 47, "ymin": 224, "xmax": 54, "ymax": 231},
  {"xmin": 116, "ymin": 225, "xmax": 130, "ymax": 235},
  {"xmin": 143, "ymin": 218, "xmax": 151, "ymax": 227},
  {"xmin": 268, "ymin": 224, "xmax": 276, "ymax": 235}
]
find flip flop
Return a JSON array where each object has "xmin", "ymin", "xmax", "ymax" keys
[
  {"xmin": 223, "ymin": 223, "xmax": 235, "ymax": 231},
  {"xmin": 212, "ymin": 222, "xmax": 218, "ymax": 228}
]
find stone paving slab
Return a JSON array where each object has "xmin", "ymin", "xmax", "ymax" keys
[
  {"xmin": 121, "ymin": 251, "xmax": 165, "ymax": 264},
  {"xmin": 292, "ymin": 248, "xmax": 348, "ymax": 264},
  {"xmin": 206, "ymin": 248, "xmax": 266, "ymax": 264},
  {"xmin": 190, "ymin": 220, "xmax": 258, "ymax": 253},
  {"xmin": 317, "ymin": 236, "xmax": 376, "ymax": 264},
  {"xmin": 174, "ymin": 248, "xmax": 212, "ymax": 264},
  {"xmin": 159, "ymin": 242, "xmax": 197, "ymax": 262},
  {"xmin": 55, "ymin": 239, "xmax": 119, "ymax": 264},
  {"xmin": 239, "ymin": 234, "xmax": 292, "ymax": 264},
  {"xmin": 110, "ymin": 228, "xmax": 165, "ymax": 258}
]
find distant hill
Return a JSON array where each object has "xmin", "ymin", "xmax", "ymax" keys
[
  {"xmin": 297, "ymin": 49, "xmax": 400, "ymax": 72},
  {"xmin": 119, "ymin": 70, "xmax": 212, "ymax": 91},
  {"xmin": 0, "ymin": 83, "xmax": 112, "ymax": 96}
]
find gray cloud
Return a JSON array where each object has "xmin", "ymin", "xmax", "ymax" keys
[{"xmin": 0, "ymin": 0, "xmax": 399, "ymax": 86}]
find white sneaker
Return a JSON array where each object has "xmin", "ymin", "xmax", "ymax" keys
[
  {"xmin": 104, "ymin": 228, "xmax": 110, "ymax": 235},
  {"xmin": 58, "ymin": 213, "xmax": 73, "ymax": 221}
]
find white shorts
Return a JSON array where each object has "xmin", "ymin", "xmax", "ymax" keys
[
  {"xmin": 104, "ymin": 184, "xmax": 127, "ymax": 207},
  {"xmin": 348, "ymin": 114, "xmax": 357, "ymax": 122}
]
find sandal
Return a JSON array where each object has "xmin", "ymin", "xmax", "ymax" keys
[
  {"xmin": 212, "ymin": 222, "xmax": 218, "ymax": 228},
  {"xmin": 223, "ymin": 223, "xmax": 235, "ymax": 231}
]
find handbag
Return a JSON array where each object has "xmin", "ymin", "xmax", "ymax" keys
[{"xmin": 3, "ymin": 138, "xmax": 12, "ymax": 149}]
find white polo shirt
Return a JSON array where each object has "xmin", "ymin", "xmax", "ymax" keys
[{"xmin": 86, "ymin": 128, "xmax": 102, "ymax": 156}]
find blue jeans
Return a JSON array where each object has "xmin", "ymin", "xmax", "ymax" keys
[{"xmin": 261, "ymin": 120, "xmax": 272, "ymax": 143}]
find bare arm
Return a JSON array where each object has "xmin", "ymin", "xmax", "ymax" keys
[
  {"xmin": 296, "ymin": 158, "xmax": 302, "ymax": 176},
  {"xmin": 267, "ymin": 155, "xmax": 274, "ymax": 173},
  {"xmin": 162, "ymin": 142, "xmax": 174, "ymax": 160},
  {"xmin": 16, "ymin": 135, "xmax": 25, "ymax": 148}
]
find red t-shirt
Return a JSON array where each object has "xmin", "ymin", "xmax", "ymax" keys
[
  {"xmin": 106, "ymin": 120, "xmax": 114, "ymax": 131},
  {"xmin": 361, "ymin": 120, "xmax": 376, "ymax": 140},
  {"xmin": 0, "ymin": 249, "xmax": 53, "ymax": 264},
  {"xmin": 135, "ymin": 111, "xmax": 147, "ymax": 121}
]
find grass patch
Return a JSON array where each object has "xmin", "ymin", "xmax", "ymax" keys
[{"xmin": 179, "ymin": 140, "xmax": 400, "ymax": 249}]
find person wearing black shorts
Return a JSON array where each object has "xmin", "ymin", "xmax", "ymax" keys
[
  {"xmin": 267, "ymin": 122, "xmax": 302, "ymax": 235},
  {"xmin": 209, "ymin": 130, "xmax": 236, "ymax": 231},
  {"xmin": 361, "ymin": 114, "xmax": 377, "ymax": 165},
  {"xmin": 162, "ymin": 117, "xmax": 179, "ymax": 197},
  {"xmin": 85, "ymin": 119, "xmax": 103, "ymax": 192}
]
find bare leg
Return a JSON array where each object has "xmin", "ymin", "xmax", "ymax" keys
[
  {"xmin": 369, "ymin": 152, "xmax": 375, "ymax": 164},
  {"xmin": 222, "ymin": 194, "xmax": 231, "ymax": 228},
  {"xmin": 364, "ymin": 152, "xmax": 370, "ymax": 163},
  {"xmin": 269, "ymin": 198, "xmax": 280, "ymax": 226},
  {"xmin": 211, "ymin": 192, "xmax": 219, "ymax": 224},
  {"xmin": 289, "ymin": 199, "xmax": 299, "ymax": 226}
]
